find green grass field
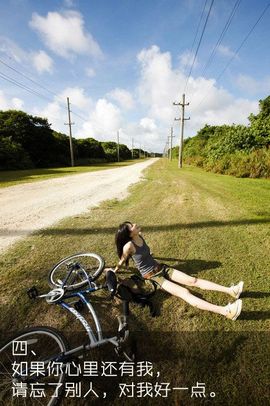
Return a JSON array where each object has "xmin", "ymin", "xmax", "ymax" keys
[
  {"xmin": 0, "ymin": 159, "xmax": 145, "ymax": 188},
  {"xmin": 0, "ymin": 159, "xmax": 269, "ymax": 405}
]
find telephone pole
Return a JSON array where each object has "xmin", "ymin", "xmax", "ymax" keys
[
  {"xmin": 131, "ymin": 138, "xmax": 134, "ymax": 159},
  {"xmin": 173, "ymin": 93, "xmax": 190, "ymax": 168},
  {"xmin": 169, "ymin": 126, "xmax": 175, "ymax": 161},
  {"xmin": 65, "ymin": 97, "xmax": 75, "ymax": 167},
  {"xmin": 117, "ymin": 130, "xmax": 120, "ymax": 162}
]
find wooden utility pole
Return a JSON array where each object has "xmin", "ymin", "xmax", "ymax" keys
[
  {"xmin": 65, "ymin": 97, "xmax": 75, "ymax": 167},
  {"xmin": 169, "ymin": 126, "xmax": 175, "ymax": 161},
  {"xmin": 131, "ymin": 138, "xmax": 134, "ymax": 159},
  {"xmin": 117, "ymin": 130, "xmax": 120, "ymax": 162},
  {"xmin": 173, "ymin": 94, "xmax": 190, "ymax": 168}
]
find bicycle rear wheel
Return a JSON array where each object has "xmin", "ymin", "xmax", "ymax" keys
[
  {"xmin": 0, "ymin": 326, "xmax": 69, "ymax": 406},
  {"xmin": 48, "ymin": 252, "xmax": 105, "ymax": 291}
]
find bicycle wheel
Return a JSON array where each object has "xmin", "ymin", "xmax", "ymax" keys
[
  {"xmin": 48, "ymin": 252, "xmax": 105, "ymax": 291},
  {"xmin": 0, "ymin": 326, "xmax": 69, "ymax": 406}
]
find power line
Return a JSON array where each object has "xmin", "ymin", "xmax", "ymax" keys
[
  {"xmin": 216, "ymin": 2, "xmax": 270, "ymax": 83},
  {"xmin": 192, "ymin": 2, "xmax": 270, "ymax": 111},
  {"xmin": 184, "ymin": 0, "xmax": 215, "ymax": 94},
  {"xmin": 182, "ymin": 0, "xmax": 208, "ymax": 77},
  {"xmin": 0, "ymin": 55, "xmax": 92, "ymax": 122},
  {"xmin": 0, "ymin": 69, "xmax": 110, "ymax": 137},
  {"xmin": 199, "ymin": 0, "xmax": 241, "ymax": 80},
  {"xmin": 0, "ymin": 57, "xmax": 60, "ymax": 100},
  {"xmin": 0, "ymin": 71, "xmax": 53, "ymax": 103},
  {"xmin": 0, "ymin": 55, "xmax": 129, "ymax": 144}
]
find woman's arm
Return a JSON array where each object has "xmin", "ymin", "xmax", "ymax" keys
[{"xmin": 114, "ymin": 242, "xmax": 133, "ymax": 272}]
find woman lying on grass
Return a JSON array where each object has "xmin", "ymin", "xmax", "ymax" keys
[{"xmin": 114, "ymin": 221, "xmax": 243, "ymax": 321}]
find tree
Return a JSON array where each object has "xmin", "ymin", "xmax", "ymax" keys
[
  {"xmin": 77, "ymin": 138, "xmax": 105, "ymax": 160},
  {"xmin": 0, "ymin": 110, "xmax": 57, "ymax": 167},
  {"xmin": 0, "ymin": 137, "xmax": 32, "ymax": 169}
]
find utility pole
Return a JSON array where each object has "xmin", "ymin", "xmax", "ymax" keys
[
  {"xmin": 173, "ymin": 93, "xmax": 190, "ymax": 168},
  {"xmin": 169, "ymin": 127, "xmax": 175, "ymax": 161},
  {"xmin": 117, "ymin": 130, "xmax": 120, "ymax": 162},
  {"xmin": 131, "ymin": 138, "xmax": 134, "ymax": 159},
  {"xmin": 65, "ymin": 97, "xmax": 75, "ymax": 167},
  {"xmin": 164, "ymin": 140, "xmax": 169, "ymax": 158},
  {"xmin": 139, "ymin": 142, "xmax": 141, "ymax": 159},
  {"xmin": 167, "ymin": 136, "xmax": 170, "ymax": 159}
]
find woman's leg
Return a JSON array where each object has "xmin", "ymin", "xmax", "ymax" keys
[
  {"xmin": 161, "ymin": 279, "xmax": 227, "ymax": 316},
  {"xmin": 169, "ymin": 269, "xmax": 232, "ymax": 295}
]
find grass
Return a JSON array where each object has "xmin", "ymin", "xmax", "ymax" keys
[
  {"xmin": 0, "ymin": 159, "xmax": 146, "ymax": 188},
  {"xmin": 0, "ymin": 159, "xmax": 269, "ymax": 405}
]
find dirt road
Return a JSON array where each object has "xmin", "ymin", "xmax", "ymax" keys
[{"xmin": 0, "ymin": 159, "xmax": 156, "ymax": 253}]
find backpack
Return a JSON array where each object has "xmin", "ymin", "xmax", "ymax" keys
[{"xmin": 116, "ymin": 274, "xmax": 158, "ymax": 317}]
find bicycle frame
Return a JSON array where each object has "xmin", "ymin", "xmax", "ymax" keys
[{"xmin": 42, "ymin": 286, "xmax": 129, "ymax": 363}]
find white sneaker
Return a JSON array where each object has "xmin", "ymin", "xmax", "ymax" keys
[
  {"xmin": 230, "ymin": 281, "xmax": 244, "ymax": 299},
  {"xmin": 225, "ymin": 299, "xmax": 242, "ymax": 321}
]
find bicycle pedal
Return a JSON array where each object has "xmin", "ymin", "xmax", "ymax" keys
[{"xmin": 27, "ymin": 286, "xmax": 39, "ymax": 299}]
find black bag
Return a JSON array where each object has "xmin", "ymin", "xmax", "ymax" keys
[{"xmin": 116, "ymin": 275, "xmax": 158, "ymax": 317}]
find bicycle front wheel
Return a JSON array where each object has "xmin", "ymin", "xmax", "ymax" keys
[
  {"xmin": 0, "ymin": 326, "xmax": 69, "ymax": 406},
  {"xmin": 48, "ymin": 252, "xmax": 105, "ymax": 290}
]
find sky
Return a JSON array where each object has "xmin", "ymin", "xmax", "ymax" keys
[{"xmin": 0, "ymin": 0, "xmax": 270, "ymax": 153}]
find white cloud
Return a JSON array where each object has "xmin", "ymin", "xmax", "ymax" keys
[
  {"xmin": 235, "ymin": 74, "xmax": 270, "ymax": 95},
  {"xmin": 32, "ymin": 50, "xmax": 53, "ymax": 74},
  {"xmin": 0, "ymin": 91, "xmax": 24, "ymax": 110},
  {"xmin": 85, "ymin": 67, "xmax": 96, "ymax": 77},
  {"xmin": 58, "ymin": 87, "xmax": 93, "ymax": 111},
  {"xmin": 137, "ymin": 45, "xmax": 185, "ymax": 123},
  {"xmin": 107, "ymin": 88, "xmax": 135, "ymax": 110},
  {"xmin": 140, "ymin": 117, "xmax": 157, "ymax": 131},
  {"xmin": 12, "ymin": 97, "xmax": 24, "ymax": 109},
  {"xmin": 136, "ymin": 45, "xmax": 258, "ymax": 142},
  {"xmin": 63, "ymin": 0, "xmax": 75, "ymax": 6},
  {"xmin": 179, "ymin": 50, "xmax": 198, "ymax": 70},
  {"xmin": 0, "ymin": 36, "xmax": 27, "ymax": 62},
  {"xmin": 32, "ymin": 87, "xmax": 93, "ymax": 134},
  {"xmin": 217, "ymin": 44, "xmax": 237, "ymax": 59},
  {"xmin": 121, "ymin": 122, "xmax": 162, "ymax": 152},
  {"xmin": 82, "ymin": 99, "xmax": 122, "ymax": 140},
  {"xmin": 32, "ymin": 101, "xmax": 64, "ymax": 132},
  {"xmin": 29, "ymin": 11, "xmax": 103, "ymax": 59},
  {"xmin": 199, "ymin": 98, "xmax": 258, "ymax": 126}
]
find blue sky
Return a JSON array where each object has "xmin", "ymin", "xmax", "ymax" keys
[{"xmin": 0, "ymin": 0, "xmax": 270, "ymax": 152}]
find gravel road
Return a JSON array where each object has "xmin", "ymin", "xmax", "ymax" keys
[{"xmin": 0, "ymin": 159, "xmax": 156, "ymax": 253}]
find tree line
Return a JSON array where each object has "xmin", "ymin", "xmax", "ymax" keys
[
  {"xmin": 172, "ymin": 96, "xmax": 270, "ymax": 178},
  {"xmin": 0, "ymin": 110, "xmax": 149, "ymax": 170}
]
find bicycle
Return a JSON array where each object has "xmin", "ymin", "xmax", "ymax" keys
[{"xmin": 0, "ymin": 253, "xmax": 137, "ymax": 406}]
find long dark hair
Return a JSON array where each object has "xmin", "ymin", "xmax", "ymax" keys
[{"xmin": 115, "ymin": 221, "xmax": 133, "ymax": 265}]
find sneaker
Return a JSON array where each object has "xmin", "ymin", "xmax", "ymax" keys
[
  {"xmin": 230, "ymin": 281, "xmax": 244, "ymax": 299},
  {"xmin": 225, "ymin": 299, "xmax": 242, "ymax": 321}
]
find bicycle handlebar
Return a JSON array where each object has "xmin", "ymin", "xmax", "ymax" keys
[{"xmin": 27, "ymin": 270, "xmax": 124, "ymax": 304}]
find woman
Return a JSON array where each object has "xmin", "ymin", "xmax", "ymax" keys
[{"xmin": 114, "ymin": 221, "xmax": 243, "ymax": 320}]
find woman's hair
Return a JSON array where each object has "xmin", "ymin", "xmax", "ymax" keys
[{"xmin": 115, "ymin": 221, "xmax": 133, "ymax": 265}]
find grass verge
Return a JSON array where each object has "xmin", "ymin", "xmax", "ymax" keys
[{"xmin": 0, "ymin": 159, "xmax": 269, "ymax": 405}]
